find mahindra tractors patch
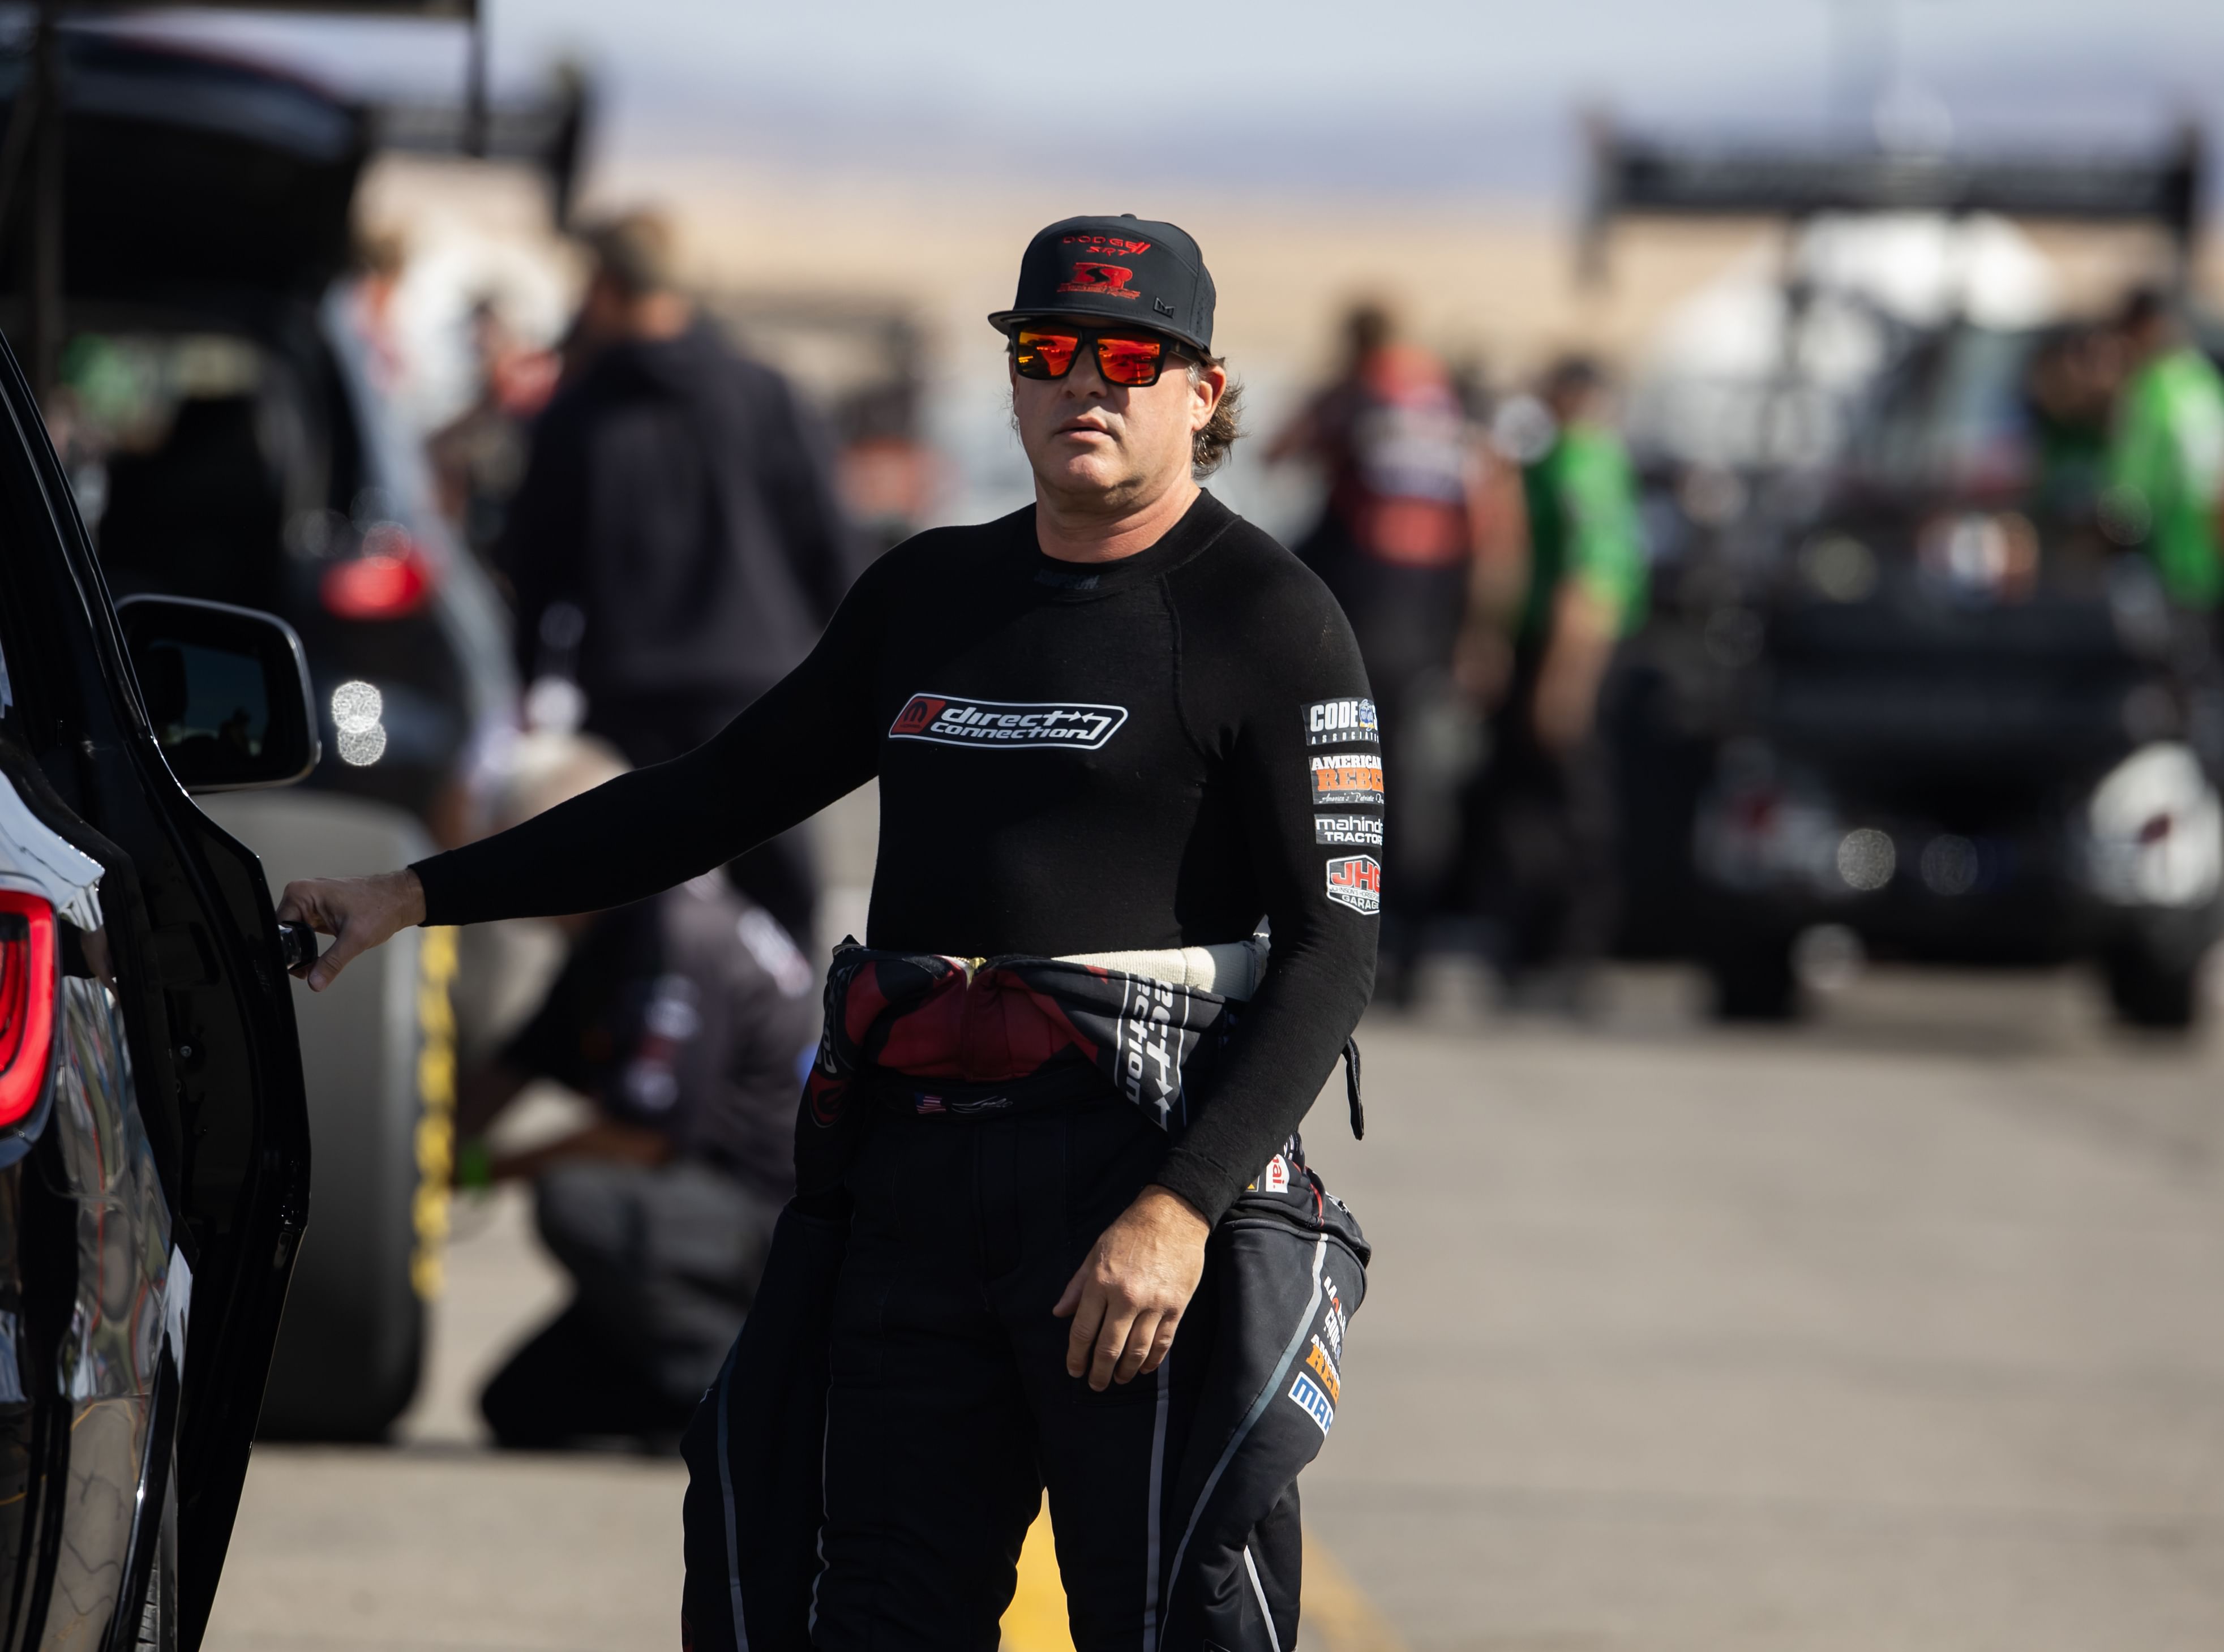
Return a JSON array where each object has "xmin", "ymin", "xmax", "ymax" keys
[
  {"xmin": 1325, "ymin": 855, "xmax": 1382, "ymax": 915},
  {"xmin": 1313, "ymin": 813, "xmax": 1384, "ymax": 848},
  {"xmin": 889, "ymin": 693, "xmax": 1128, "ymax": 750}
]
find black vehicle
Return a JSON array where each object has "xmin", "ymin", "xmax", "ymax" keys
[
  {"xmin": 1589, "ymin": 131, "xmax": 2222, "ymax": 1023},
  {"xmin": 0, "ymin": 25, "xmax": 582, "ymax": 1435},
  {"xmin": 0, "ymin": 323, "xmax": 323, "ymax": 1646}
]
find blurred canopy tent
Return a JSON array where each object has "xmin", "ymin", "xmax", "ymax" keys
[
  {"xmin": 0, "ymin": 0, "xmax": 588, "ymax": 398},
  {"xmin": 1584, "ymin": 122, "xmax": 2206, "ymax": 286}
]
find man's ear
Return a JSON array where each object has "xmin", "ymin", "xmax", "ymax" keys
[{"xmin": 1192, "ymin": 363, "xmax": 1227, "ymax": 431}]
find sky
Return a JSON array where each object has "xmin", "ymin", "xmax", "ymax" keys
[{"xmin": 128, "ymin": 0, "xmax": 2224, "ymax": 203}]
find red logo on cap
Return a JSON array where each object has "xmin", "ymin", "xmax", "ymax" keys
[
  {"xmin": 1063, "ymin": 234, "xmax": 1153, "ymax": 256},
  {"xmin": 1058, "ymin": 262, "xmax": 1141, "ymax": 299}
]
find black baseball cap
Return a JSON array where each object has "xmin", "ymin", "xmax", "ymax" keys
[{"xmin": 988, "ymin": 213, "xmax": 1216, "ymax": 355}]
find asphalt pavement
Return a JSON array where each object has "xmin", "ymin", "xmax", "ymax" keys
[{"xmin": 201, "ymin": 958, "xmax": 2224, "ymax": 1651}]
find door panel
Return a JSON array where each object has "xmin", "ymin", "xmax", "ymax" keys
[{"xmin": 0, "ymin": 326, "xmax": 309, "ymax": 1651}]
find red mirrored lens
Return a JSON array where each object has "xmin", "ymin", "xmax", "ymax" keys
[
  {"xmin": 1096, "ymin": 337, "xmax": 1165, "ymax": 386},
  {"xmin": 1014, "ymin": 330, "xmax": 1080, "ymax": 377}
]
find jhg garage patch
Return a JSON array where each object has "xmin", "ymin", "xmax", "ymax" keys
[
  {"xmin": 1308, "ymin": 752, "xmax": 1385, "ymax": 807},
  {"xmin": 1303, "ymin": 697, "xmax": 1379, "ymax": 746},
  {"xmin": 1325, "ymin": 855, "xmax": 1382, "ymax": 915},
  {"xmin": 1313, "ymin": 813, "xmax": 1383, "ymax": 848},
  {"xmin": 888, "ymin": 693, "xmax": 1128, "ymax": 750}
]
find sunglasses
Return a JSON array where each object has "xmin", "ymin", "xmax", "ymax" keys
[{"xmin": 1009, "ymin": 324, "xmax": 1193, "ymax": 388}]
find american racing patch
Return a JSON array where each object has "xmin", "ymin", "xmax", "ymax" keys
[
  {"xmin": 1304, "ymin": 697, "xmax": 1379, "ymax": 746},
  {"xmin": 1314, "ymin": 813, "xmax": 1384, "ymax": 848},
  {"xmin": 1288, "ymin": 1371, "xmax": 1335, "ymax": 1436},
  {"xmin": 1309, "ymin": 753, "xmax": 1384, "ymax": 806},
  {"xmin": 890, "ymin": 694, "xmax": 1128, "ymax": 751},
  {"xmin": 1325, "ymin": 855, "xmax": 1382, "ymax": 915}
]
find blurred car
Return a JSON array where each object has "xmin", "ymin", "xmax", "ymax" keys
[
  {"xmin": 1686, "ymin": 323, "xmax": 2223, "ymax": 1024},
  {"xmin": 0, "ymin": 28, "xmax": 520, "ymax": 1436},
  {"xmin": 0, "ymin": 317, "xmax": 320, "ymax": 1647}
]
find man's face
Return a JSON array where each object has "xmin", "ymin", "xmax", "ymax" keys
[{"xmin": 1009, "ymin": 325, "xmax": 1225, "ymax": 510}]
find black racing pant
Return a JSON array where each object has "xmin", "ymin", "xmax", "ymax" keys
[
  {"xmin": 683, "ymin": 1089, "xmax": 1367, "ymax": 1652},
  {"xmin": 816, "ymin": 1095, "xmax": 1220, "ymax": 1647}
]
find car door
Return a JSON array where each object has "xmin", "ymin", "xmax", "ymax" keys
[{"xmin": 0, "ymin": 331, "xmax": 311, "ymax": 1651}]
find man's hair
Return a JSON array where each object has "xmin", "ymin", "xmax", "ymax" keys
[
  {"xmin": 2119, "ymin": 285, "xmax": 2171, "ymax": 334},
  {"xmin": 580, "ymin": 210, "xmax": 680, "ymax": 300},
  {"xmin": 1190, "ymin": 354, "xmax": 1245, "ymax": 476},
  {"xmin": 1540, "ymin": 353, "xmax": 1606, "ymax": 400}
]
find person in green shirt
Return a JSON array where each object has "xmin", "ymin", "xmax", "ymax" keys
[
  {"xmin": 2104, "ymin": 289, "xmax": 2224, "ymax": 610},
  {"xmin": 1458, "ymin": 355, "xmax": 1648, "ymax": 1006}
]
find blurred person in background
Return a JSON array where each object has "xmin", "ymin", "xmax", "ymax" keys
[
  {"xmin": 498, "ymin": 209, "xmax": 865, "ymax": 949},
  {"xmin": 2103, "ymin": 287, "xmax": 2224, "ymax": 614},
  {"xmin": 1459, "ymin": 355, "xmax": 1646, "ymax": 1010},
  {"xmin": 427, "ymin": 295, "xmax": 559, "ymax": 569},
  {"xmin": 455, "ymin": 732, "xmax": 820, "ymax": 1450},
  {"xmin": 2024, "ymin": 322, "xmax": 2125, "ymax": 531},
  {"xmin": 1271, "ymin": 302, "xmax": 1494, "ymax": 998}
]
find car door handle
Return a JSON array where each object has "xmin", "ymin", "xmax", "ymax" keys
[{"xmin": 276, "ymin": 921, "xmax": 322, "ymax": 975}]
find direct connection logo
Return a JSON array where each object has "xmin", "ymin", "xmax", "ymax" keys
[
  {"xmin": 889, "ymin": 693, "xmax": 1129, "ymax": 750},
  {"xmin": 1304, "ymin": 697, "xmax": 1379, "ymax": 746},
  {"xmin": 1056, "ymin": 261, "xmax": 1141, "ymax": 298},
  {"xmin": 1314, "ymin": 813, "xmax": 1383, "ymax": 848},
  {"xmin": 1309, "ymin": 753, "xmax": 1385, "ymax": 807},
  {"xmin": 1325, "ymin": 855, "xmax": 1382, "ymax": 915}
]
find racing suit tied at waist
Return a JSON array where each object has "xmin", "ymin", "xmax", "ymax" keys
[{"xmin": 802, "ymin": 934, "xmax": 1362, "ymax": 1144}]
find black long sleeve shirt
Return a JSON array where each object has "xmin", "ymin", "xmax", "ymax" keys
[{"xmin": 417, "ymin": 490, "xmax": 1380, "ymax": 1222}]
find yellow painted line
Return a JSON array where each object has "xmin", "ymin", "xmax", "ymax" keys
[
  {"xmin": 998, "ymin": 1507, "xmax": 1405, "ymax": 1652},
  {"xmin": 999, "ymin": 1504, "xmax": 1073, "ymax": 1652}
]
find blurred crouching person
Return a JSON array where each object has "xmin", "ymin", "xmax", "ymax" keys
[
  {"xmin": 457, "ymin": 735, "xmax": 821, "ymax": 1449},
  {"xmin": 1270, "ymin": 303, "xmax": 1495, "ymax": 998},
  {"xmin": 2103, "ymin": 288, "xmax": 2224, "ymax": 617},
  {"xmin": 1458, "ymin": 355, "xmax": 1646, "ymax": 1009},
  {"xmin": 497, "ymin": 211, "xmax": 867, "ymax": 948}
]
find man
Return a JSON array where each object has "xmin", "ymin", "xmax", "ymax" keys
[
  {"xmin": 2103, "ymin": 288, "xmax": 2224, "ymax": 612},
  {"xmin": 455, "ymin": 735, "xmax": 820, "ymax": 1449},
  {"xmin": 501, "ymin": 210, "xmax": 866, "ymax": 946},
  {"xmin": 1270, "ymin": 303, "xmax": 1494, "ymax": 995},
  {"xmin": 1460, "ymin": 355, "xmax": 1645, "ymax": 1005},
  {"xmin": 277, "ymin": 213, "xmax": 1377, "ymax": 1649}
]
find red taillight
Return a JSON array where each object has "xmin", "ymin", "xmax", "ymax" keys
[
  {"xmin": 320, "ymin": 528, "xmax": 436, "ymax": 621},
  {"xmin": 0, "ymin": 889, "xmax": 55, "ymax": 1128}
]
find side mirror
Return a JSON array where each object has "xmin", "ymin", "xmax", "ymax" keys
[{"xmin": 117, "ymin": 595, "xmax": 320, "ymax": 792}]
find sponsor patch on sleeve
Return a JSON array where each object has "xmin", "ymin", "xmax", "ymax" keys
[
  {"xmin": 1304, "ymin": 697, "xmax": 1379, "ymax": 746},
  {"xmin": 1308, "ymin": 752, "xmax": 1385, "ymax": 807},
  {"xmin": 1325, "ymin": 855, "xmax": 1382, "ymax": 915},
  {"xmin": 1313, "ymin": 813, "xmax": 1384, "ymax": 848},
  {"xmin": 1288, "ymin": 1371, "xmax": 1336, "ymax": 1436}
]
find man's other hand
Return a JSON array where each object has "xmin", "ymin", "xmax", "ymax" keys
[
  {"xmin": 275, "ymin": 869, "xmax": 426, "ymax": 992},
  {"xmin": 1053, "ymin": 1184, "xmax": 1210, "ymax": 1391}
]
